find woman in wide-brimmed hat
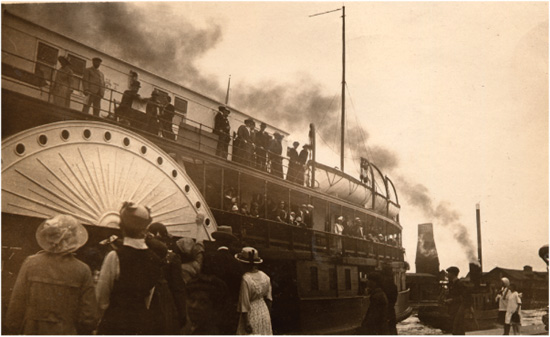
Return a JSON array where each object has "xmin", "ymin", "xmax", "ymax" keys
[
  {"xmin": 234, "ymin": 247, "xmax": 273, "ymax": 335},
  {"xmin": 51, "ymin": 56, "xmax": 74, "ymax": 108},
  {"xmin": 6, "ymin": 214, "xmax": 99, "ymax": 334}
]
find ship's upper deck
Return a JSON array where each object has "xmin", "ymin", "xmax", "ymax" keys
[{"xmin": 2, "ymin": 10, "xmax": 401, "ymax": 227}]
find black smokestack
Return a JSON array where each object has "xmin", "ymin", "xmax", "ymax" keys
[
  {"xmin": 415, "ymin": 223, "xmax": 440, "ymax": 275},
  {"xmin": 469, "ymin": 262, "xmax": 481, "ymax": 287},
  {"xmin": 397, "ymin": 176, "xmax": 478, "ymax": 264}
]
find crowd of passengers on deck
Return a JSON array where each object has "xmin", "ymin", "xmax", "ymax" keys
[
  {"xmin": 46, "ymin": 56, "xmax": 313, "ymax": 186},
  {"xmin": 220, "ymin": 189, "xmax": 400, "ymax": 247}
]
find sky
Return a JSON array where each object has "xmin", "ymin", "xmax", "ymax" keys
[{"xmin": 4, "ymin": 1, "xmax": 549, "ymax": 273}]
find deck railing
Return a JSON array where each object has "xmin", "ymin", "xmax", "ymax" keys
[
  {"xmin": 211, "ymin": 208, "xmax": 404, "ymax": 261},
  {"xmin": 1, "ymin": 50, "xmax": 316, "ymax": 184}
]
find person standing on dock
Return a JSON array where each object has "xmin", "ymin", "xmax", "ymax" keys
[
  {"xmin": 382, "ymin": 266, "xmax": 398, "ymax": 335},
  {"xmin": 82, "ymin": 57, "xmax": 105, "ymax": 117},
  {"xmin": 202, "ymin": 226, "xmax": 244, "ymax": 335},
  {"xmin": 444, "ymin": 266, "xmax": 466, "ymax": 335},
  {"xmin": 95, "ymin": 202, "xmax": 161, "ymax": 335},
  {"xmin": 214, "ymin": 106, "xmax": 231, "ymax": 159},
  {"xmin": 496, "ymin": 277, "xmax": 511, "ymax": 330},
  {"xmin": 234, "ymin": 247, "xmax": 273, "ymax": 335},
  {"xmin": 5, "ymin": 214, "xmax": 98, "ymax": 335},
  {"xmin": 505, "ymin": 283, "xmax": 522, "ymax": 335},
  {"xmin": 357, "ymin": 272, "xmax": 389, "ymax": 335}
]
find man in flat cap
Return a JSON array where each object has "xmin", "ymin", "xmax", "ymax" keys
[
  {"xmin": 82, "ymin": 57, "xmax": 105, "ymax": 117},
  {"xmin": 214, "ymin": 106, "xmax": 231, "ymax": 159},
  {"xmin": 445, "ymin": 266, "xmax": 466, "ymax": 335}
]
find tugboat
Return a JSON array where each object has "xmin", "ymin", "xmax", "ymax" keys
[
  {"xmin": 414, "ymin": 206, "xmax": 499, "ymax": 332},
  {"xmin": 1, "ymin": 8, "xmax": 411, "ymax": 334}
]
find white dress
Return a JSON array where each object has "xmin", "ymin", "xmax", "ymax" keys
[
  {"xmin": 505, "ymin": 291, "xmax": 522, "ymax": 325},
  {"xmin": 237, "ymin": 270, "xmax": 273, "ymax": 335}
]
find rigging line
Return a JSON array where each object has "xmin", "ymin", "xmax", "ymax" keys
[
  {"xmin": 314, "ymin": 93, "xmax": 340, "ymax": 155},
  {"xmin": 341, "ymin": 82, "xmax": 364, "ymax": 176},
  {"xmin": 344, "ymin": 85, "xmax": 384, "ymax": 194},
  {"xmin": 318, "ymin": 93, "xmax": 338, "ymax": 131}
]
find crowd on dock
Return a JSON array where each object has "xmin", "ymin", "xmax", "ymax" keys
[
  {"xmin": 4, "ymin": 204, "xmax": 274, "ymax": 335},
  {"xmin": 443, "ymin": 267, "xmax": 523, "ymax": 335},
  {"xmin": 4, "ymin": 201, "xmax": 406, "ymax": 335}
]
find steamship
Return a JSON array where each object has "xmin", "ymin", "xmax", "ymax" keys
[{"xmin": 1, "ymin": 9, "xmax": 411, "ymax": 334}]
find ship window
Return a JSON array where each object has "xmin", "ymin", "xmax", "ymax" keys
[
  {"xmin": 174, "ymin": 97, "xmax": 188, "ymax": 115},
  {"xmin": 35, "ymin": 42, "xmax": 58, "ymax": 83},
  {"xmin": 345, "ymin": 269, "xmax": 352, "ymax": 290},
  {"xmin": 154, "ymin": 89, "xmax": 170, "ymax": 104},
  {"xmin": 329, "ymin": 268, "xmax": 337, "ymax": 290},
  {"xmin": 310, "ymin": 267, "xmax": 319, "ymax": 291},
  {"xmin": 67, "ymin": 54, "xmax": 86, "ymax": 90}
]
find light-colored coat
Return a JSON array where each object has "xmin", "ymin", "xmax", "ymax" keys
[
  {"xmin": 6, "ymin": 251, "xmax": 98, "ymax": 334},
  {"xmin": 505, "ymin": 291, "xmax": 522, "ymax": 325},
  {"xmin": 82, "ymin": 66, "xmax": 105, "ymax": 97}
]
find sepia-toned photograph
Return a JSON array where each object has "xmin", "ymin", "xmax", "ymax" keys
[{"xmin": 1, "ymin": 1, "xmax": 548, "ymax": 335}]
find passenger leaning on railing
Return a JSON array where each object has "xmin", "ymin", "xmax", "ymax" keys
[{"xmin": 114, "ymin": 80, "xmax": 146, "ymax": 126}]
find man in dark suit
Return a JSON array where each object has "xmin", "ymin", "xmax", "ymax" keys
[
  {"xmin": 202, "ymin": 226, "xmax": 243, "ymax": 335},
  {"xmin": 82, "ymin": 57, "xmax": 105, "ymax": 117},
  {"xmin": 297, "ymin": 144, "xmax": 311, "ymax": 185},
  {"xmin": 214, "ymin": 106, "xmax": 231, "ymax": 159},
  {"xmin": 160, "ymin": 96, "xmax": 176, "ymax": 140},
  {"xmin": 286, "ymin": 141, "xmax": 299, "ymax": 182},
  {"xmin": 445, "ymin": 266, "xmax": 466, "ymax": 335},
  {"xmin": 233, "ymin": 118, "xmax": 255, "ymax": 165},
  {"xmin": 269, "ymin": 133, "xmax": 284, "ymax": 178},
  {"xmin": 254, "ymin": 122, "xmax": 269, "ymax": 171}
]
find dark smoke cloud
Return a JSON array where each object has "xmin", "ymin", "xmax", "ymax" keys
[
  {"xmin": 396, "ymin": 176, "xmax": 478, "ymax": 263},
  {"xmin": 5, "ymin": 2, "xmax": 224, "ymax": 95}
]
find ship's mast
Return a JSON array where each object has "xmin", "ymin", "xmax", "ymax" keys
[
  {"xmin": 340, "ymin": 6, "xmax": 346, "ymax": 172},
  {"xmin": 310, "ymin": 6, "xmax": 346, "ymax": 171}
]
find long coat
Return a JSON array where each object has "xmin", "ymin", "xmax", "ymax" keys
[
  {"xmin": 6, "ymin": 251, "xmax": 98, "ymax": 335},
  {"xmin": 268, "ymin": 139, "xmax": 283, "ymax": 178},
  {"xmin": 234, "ymin": 125, "xmax": 253, "ymax": 164},
  {"xmin": 51, "ymin": 65, "xmax": 74, "ymax": 107},
  {"xmin": 82, "ymin": 66, "xmax": 105, "ymax": 97},
  {"xmin": 358, "ymin": 287, "xmax": 389, "ymax": 335}
]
